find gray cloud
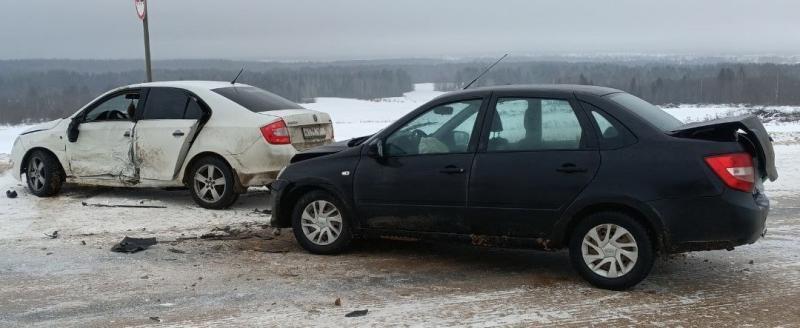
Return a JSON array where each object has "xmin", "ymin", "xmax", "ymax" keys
[{"xmin": 0, "ymin": 0, "xmax": 798, "ymax": 59}]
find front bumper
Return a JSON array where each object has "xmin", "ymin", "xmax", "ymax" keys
[
  {"xmin": 649, "ymin": 189, "xmax": 769, "ymax": 253},
  {"xmin": 269, "ymin": 179, "xmax": 291, "ymax": 228}
]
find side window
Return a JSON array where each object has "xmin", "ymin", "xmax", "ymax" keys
[
  {"xmin": 142, "ymin": 88, "xmax": 189, "ymax": 120},
  {"xmin": 385, "ymin": 99, "xmax": 482, "ymax": 156},
  {"xmin": 183, "ymin": 97, "xmax": 205, "ymax": 120},
  {"xmin": 487, "ymin": 98, "xmax": 583, "ymax": 151},
  {"xmin": 584, "ymin": 102, "xmax": 636, "ymax": 149},
  {"xmin": 84, "ymin": 93, "xmax": 138, "ymax": 122}
]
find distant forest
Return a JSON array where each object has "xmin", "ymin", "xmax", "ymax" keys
[{"xmin": 1, "ymin": 58, "xmax": 799, "ymax": 124}]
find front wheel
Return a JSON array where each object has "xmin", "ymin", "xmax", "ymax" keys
[
  {"xmin": 25, "ymin": 149, "xmax": 64, "ymax": 197},
  {"xmin": 291, "ymin": 190, "xmax": 353, "ymax": 255},
  {"xmin": 188, "ymin": 156, "xmax": 239, "ymax": 209},
  {"xmin": 569, "ymin": 211, "xmax": 655, "ymax": 290}
]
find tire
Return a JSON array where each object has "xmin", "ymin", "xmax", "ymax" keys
[
  {"xmin": 188, "ymin": 156, "xmax": 239, "ymax": 209},
  {"xmin": 569, "ymin": 211, "xmax": 655, "ymax": 290},
  {"xmin": 291, "ymin": 190, "xmax": 353, "ymax": 255},
  {"xmin": 25, "ymin": 149, "xmax": 64, "ymax": 197}
]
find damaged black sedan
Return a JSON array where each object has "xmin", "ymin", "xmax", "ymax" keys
[{"xmin": 270, "ymin": 85, "xmax": 777, "ymax": 290}]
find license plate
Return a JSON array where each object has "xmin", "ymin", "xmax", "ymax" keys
[{"xmin": 302, "ymin": 126, "xmax": 326, "ymax": 139}]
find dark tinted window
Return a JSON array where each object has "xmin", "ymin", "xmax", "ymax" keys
[
  {"xmin": 606, "ymin": 93, "xmax": 682, "ymax": 132},
  {"xmin": 184, "ymin": 97, "xmax": 205, "ymax": 120},
  {"xmin": 143, "ymin": 88, "xmax": 189, "ymax": 120},
  {"xmin": 583, "ymin": 102, "xmax": 636, "ymax": 149},
  {"xmin": 213, "ymin": 86, "xmax": 303, "ymax": 112}
]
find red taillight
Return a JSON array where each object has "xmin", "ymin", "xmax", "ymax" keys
[
  {"xmin": 704, "ymin": 152, "xmax": 755, "ymax": 192},
  {"xmin": 260, "ymin": 119, "xmax": 291, "ymax": 145}
]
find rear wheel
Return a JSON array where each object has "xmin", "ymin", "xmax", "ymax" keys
[
  {"xmin": 569, "ymin": 211, "xmax": 654, "ymax": 290},
  {"xmin": 189, "ymin": 156, "xmax": 238, "ymax": 209},
  {"xmin": 25, "ymin": 149, "xmax": 64, "ymax": 197},
  {"xmin": 291, "ymin": 190, "xmax": 353, "ymax": 254}
]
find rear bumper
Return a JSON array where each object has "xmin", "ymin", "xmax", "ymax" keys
[{"xmin": 648, "ymin": 189, "xmax": 769, "ymax": 253}]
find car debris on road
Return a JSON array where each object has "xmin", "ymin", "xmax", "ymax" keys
[{"xmin": 110, "ymin": 236, "xmax": 157, "ymax": 253}]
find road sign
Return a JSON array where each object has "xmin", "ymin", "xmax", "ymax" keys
[{"xmin": 135, "ymin": 0, "xmax": 146, "ymax": 20}]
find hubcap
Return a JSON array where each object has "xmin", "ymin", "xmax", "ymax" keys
[
  {"xmin": 581, "ymin": 224, "xmax": 639, "ymax": 278},
  {"xmin": 300, "ymin": 200, "xmax": 343, "ymax": 246},
  {"xmin": 27, "ymin": 157, "xmax": 45, "ymax": 191},
  {"xmin": 194, "ymin": 164, "xmax": 226, "ymax": 203}
]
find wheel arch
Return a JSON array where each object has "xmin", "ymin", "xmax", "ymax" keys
[
  {"xmin": 273, "ymin": 181, "xmax": 352, "ymax": 229},
  {"xmin": 552, "ymin": 199, "xmax": 667, "ymax": 253},
  {"xmin": 181, "ymin": 151, "xmax": 241, "ymax": 189},
  {"xmin": 21, "ymin": 147, "xmax": 66, "ymax": 179}
]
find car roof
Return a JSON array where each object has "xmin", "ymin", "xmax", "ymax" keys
[
  {"xmin": 125, "ymin": 80, "xmax": 250, "ymax": 91},
  {"xmin": 438, "ymin": 84, "xmax": 623, "ymax": 99}
]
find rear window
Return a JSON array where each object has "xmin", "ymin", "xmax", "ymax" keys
[
  {"xmin": 212, "ymin": 86, "xmax": 303, "ymax": 112},
  {"xmin": 606, "ymin": 93, "xmax": 683, "ymax": 132}
]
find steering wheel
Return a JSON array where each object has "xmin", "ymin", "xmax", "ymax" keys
[{"xmin": 107, "ymin": 110, "xmax": 127, "ymax": 120}]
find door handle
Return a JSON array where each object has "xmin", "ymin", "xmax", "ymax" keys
[
  {"xmin": 440, "ymin": 166, "xmax": 465, "ymax": 174},
  {"xmin": 123, "ymin": 131, "xmax": 131, "ymax": 137},
  {"xmin": 556, "ymin": 163, "xmax": 587, "ymax": 173},
  {"xmin": 172, "ymin": 130, "xmax": 185, "ymax": 137}
]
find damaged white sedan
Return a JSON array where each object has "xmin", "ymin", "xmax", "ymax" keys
[{"xmin": 10, "ymin": 81, "xmax": 333, "ymax": 208}]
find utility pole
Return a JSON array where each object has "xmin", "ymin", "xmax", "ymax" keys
[{"xmin": 135, "ymin": 0, "xmax": 153, "ymax": 82}]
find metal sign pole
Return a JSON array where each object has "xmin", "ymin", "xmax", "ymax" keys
[{"xmin": 142, "ymin": 1, "xmax": 153, "ymax": 82}]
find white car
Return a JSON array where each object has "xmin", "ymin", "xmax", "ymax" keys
[{"xmin": 10, "ymin": 81, "xmax": 333, "ymax": 208}]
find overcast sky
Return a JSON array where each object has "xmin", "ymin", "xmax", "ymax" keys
[{"xmin": 0, "ymin": 0, "xmax": 798, "ymax": 60}]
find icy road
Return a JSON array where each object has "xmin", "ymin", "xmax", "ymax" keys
[{"xmin": 1, "ymin": 85, "xmax": 800, "ymax": 326}]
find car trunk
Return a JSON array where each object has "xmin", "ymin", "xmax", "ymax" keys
[
  {"xmin": 670, "ymin": 115, "xmax": 777, "ymax": 182},
  {"xmin": 259, "ymin": 109, "xmax": 335, "ymax": 151}
]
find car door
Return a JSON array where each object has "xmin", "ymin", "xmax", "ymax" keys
[
  {"xmin": 67, "ymin": 90, "xmax": 139, "ymax": 180},
  {"xmin": 353, "ymin": 97, "xmax": 487, "ymax": 233},
  {"xmin": 467, "ymin": 92, "xmax": 600, "ymax": 238},
  {"xmin": 133, "ymin": 87, "xmax": 207, "ymax": 181}
]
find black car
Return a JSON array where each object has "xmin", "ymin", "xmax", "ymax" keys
[{"xmin": 270, "ymin": 85, "xmax": 777, "ymax": 290}]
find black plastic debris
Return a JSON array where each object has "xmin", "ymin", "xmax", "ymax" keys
[
  {"xmin": 6, "ymin": 190, "xmax": 17, "ymax": 198},
  {"xmin": 111, "ymin": 236, "xmax": 157, "ymax": 253},
  {"xmin": 82, "ymin": 201, "xmax": 167, "ymax": 209},
  {"xmin": 44, "ymin": 231, "xmax": 59, "ymax": 239},
  {"xmin": 345, "ymin": 309, "xmax": 368, "ymax": 318}
]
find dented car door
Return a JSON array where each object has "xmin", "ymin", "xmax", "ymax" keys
[
  {"xmin": 67, "ymin": 91, "xmax": 139, "ymax": 180},
  {"xmin": 133, "ymin": 87, "xmax": 205, "ymax": 181}
]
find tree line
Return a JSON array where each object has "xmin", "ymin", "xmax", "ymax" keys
[
  {"xmin": 1, "ymin": 59, "xmax": 800, "ymax": 124},
  {"xmin": 0, "ymin": 65, "xmax": 412, "ymax": 124}
]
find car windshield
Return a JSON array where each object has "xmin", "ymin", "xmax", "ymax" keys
[
  {"xmin": 212, "ymin": 86, "xmax": 304, "ymax": 112},
  {"xmin": 606, "ymin": 93, "xmax": 683, "ymax": 132}
]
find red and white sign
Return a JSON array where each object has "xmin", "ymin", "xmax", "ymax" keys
[{"xmin": 135, "ymin": 0, "xmax": 146, "ymax": 20}]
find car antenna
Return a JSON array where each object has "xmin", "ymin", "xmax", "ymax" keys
[
  {"xmin": 231, "ymin": 67, "xmax": 245, "ymax": 85},
  {"xmin": 462, "ymin": 53, "xmax": 508, "ymax": 90}
]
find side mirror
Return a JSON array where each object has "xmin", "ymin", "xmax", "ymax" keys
[
  {"xmin": 67, "ymin": 117, "xmax": 80, "ymax": 142},
  {"xmin": 367, "ymin": 139, "xmax": 385, "ymax": 159}
]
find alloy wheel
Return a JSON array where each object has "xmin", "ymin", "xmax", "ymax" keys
[
  {"xmin": 194, "ymin": 164, "xmax": 226, "ymax": 203},
  {"xmin": 581, "ymin": 224, "xmax": 639, "ymax": 278},
  {"xmin": 300, "ymin": 200, "xmax": 343, "ymax": 246},
  {"xmin": 27, "ymin": 157, "xmax": 45, "ymax": 192}
]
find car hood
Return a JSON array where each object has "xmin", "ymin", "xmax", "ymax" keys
[
  {"xmin": 290, "ymin": 139, "xmax": 351, "ymax": 163},
  {"xmin": 21, "ymin": 119, "xmax": 63, "ymax": 135}
]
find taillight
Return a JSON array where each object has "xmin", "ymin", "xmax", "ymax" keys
[
  {"xmin": 260, "ymin": 119, "xmax": 291, "ymax": 145},
  {"xmin": 704, "ymin": 152, "xmax": 755, "ymax": 192}
]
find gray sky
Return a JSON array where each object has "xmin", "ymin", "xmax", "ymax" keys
[{"xmin": 0, "ymin": 0, "xmax": 798, "ymax": 60}]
